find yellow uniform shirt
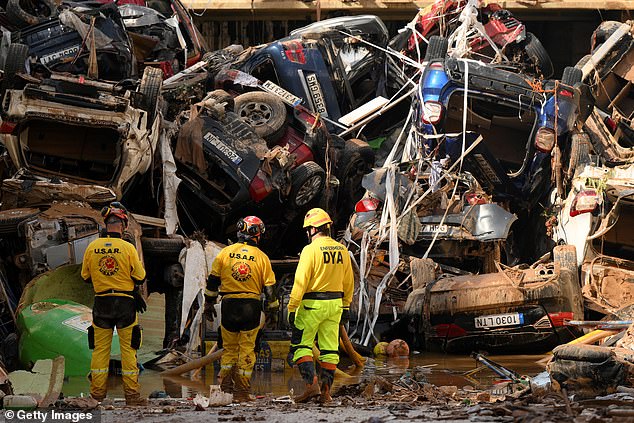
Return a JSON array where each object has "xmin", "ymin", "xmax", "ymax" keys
[
  {"xmin": 210, "ymin": 242, "xmax": 276, "ymax": 300},
  {"xmin": 288, "ymin": 236, "xmax": 354, "ymax": 312},
  {"xmin": 81, "ymin": 235, "xmax": 146, "ymax": 296}
]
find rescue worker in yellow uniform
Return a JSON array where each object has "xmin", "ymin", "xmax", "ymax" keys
[
  {"xmin": 205, "ymin": 216, "xmax": 277, "ymax": 403},
  {"xmin": 288, "ymin": 208, "xmax": 354, "ymax": 403},
  {"xmin": 81, "ymin": 202, "xmax": 148, "ymax": 406}
]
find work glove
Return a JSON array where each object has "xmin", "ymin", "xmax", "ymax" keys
[
  {"xmin": 204, "ymin": 295, "xmax": 217, "ymax": 321},
  {"xmin": 133, "ymin": 288, "xmax": 147, "ymax": 314},
  {"xmin": 340, "ymin": 308, "xmax": 350, "ymax": 327},
  {"xmin": 287, "ymin": 311, "xmax": 295, "ymax": 328}
]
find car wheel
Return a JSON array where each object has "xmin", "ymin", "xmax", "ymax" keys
[
  {"xmin": 424, "ymin": 36, "xmax": 449, "ymax": 62},
  {"xmin": 6, "ymin": 0, "xmax": 58, "ymax": 28},
  {"xmin": 289, "ymin": 161, "xmax": 325, "ymax": 208},
  {"xmin": 523, "ymin": 32, "xmax": 554, "ymax": 79},
  {"xmin": 336, "ymin": 138, "xmax": 375, "ymax": 210},
  {"xmin": 138, "ymin": 66, "xmax": 163, "ymax": 128},
  {"xmin": 562, "ymin": 66, "xmax": 583, "ymax": 86},
  {"xmin": 0, "ymin": 208, "xmax": 39, "ymax": 235},
  {"xmin": 566, "ymin": 131, "xmax": 591, "ymax": 180},
  {"xmin": 141, "ymin": 237, "xmax": 186, "ymax": 259},
  {"xmin": 1, "ymin": 43, "xmax": 29, "ymax": 98},
  {"xmin": 234, "ymin": 92, "xmax": 287, "ymax": 144}
]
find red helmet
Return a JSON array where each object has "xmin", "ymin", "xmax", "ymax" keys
[
  {"xmin": 237, "ymin": 216, "xmax": 265, "ymax": 242},
  {"xmin": 101, "ymin": 202, "xmax": 129, "ymax": 228}
]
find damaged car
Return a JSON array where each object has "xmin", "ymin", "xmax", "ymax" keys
[{"xmin": 0, "ymin": 65, "xmax": 163, "ymax": 202}]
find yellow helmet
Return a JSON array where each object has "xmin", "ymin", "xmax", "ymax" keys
[{"xmin": 303, "ymin": 208, "xmax": 332, "ymax": 229}]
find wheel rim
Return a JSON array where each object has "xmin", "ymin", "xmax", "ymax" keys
[
  {"xmin": 295, "ymin": 175, "xmax": 322, "ymax": 206},
  {"xmin": 238, "ymin": 102, "xmax": 273, "ymax": 128}
]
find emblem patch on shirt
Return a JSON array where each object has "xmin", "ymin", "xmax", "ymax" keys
[
  {"xmin": 98, "ymin": 255, "xmax": 120, "ymax": 276},
  {"xmin": 231, "ymin": 262, "xmax": 252, "ymax": 282}
]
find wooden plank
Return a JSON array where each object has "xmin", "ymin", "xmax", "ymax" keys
[{"xmin": 182, "ymin": 0, "xmax": 633, "ymax": 12}]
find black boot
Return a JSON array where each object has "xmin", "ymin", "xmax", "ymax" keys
[
  {"xmin": 319, "ymin": 367, "xmax": 335, "ymax": 404},
  {"xmin": 294, "ymin": 361, "xmax": 320, "ymax": 403}
]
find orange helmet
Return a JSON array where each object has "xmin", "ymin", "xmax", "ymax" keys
[
  {"xmin": 101, "ymin": 202, "xmax": 129, "ymax": 228},
  {"xmin": 237, "ymin": 216, "xmax": 265, "ymax": 243}
]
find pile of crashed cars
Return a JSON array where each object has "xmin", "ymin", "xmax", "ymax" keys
[{"xmin": 0, "ymin": 0, "xmax": 633, "ymax": 386}]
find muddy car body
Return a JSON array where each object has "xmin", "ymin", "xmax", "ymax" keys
[
  {"xmin": 0, "ymin": 68, "xmax": 162, "ymax": 200},
  {"xmin": 403, "ymin": 246, "xmax": 584, "ymax": 353}
]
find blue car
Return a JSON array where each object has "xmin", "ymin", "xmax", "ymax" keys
[{"xmin": 417, "ymin": 36, "xmax": 593, "ymax": 207}]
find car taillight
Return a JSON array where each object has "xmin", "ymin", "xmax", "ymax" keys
[
  {"xmin": 604, "ymin": 117, "xmax": 617, "ymax": 134},
  {"xmin": 570, "ymin": 189, "xmax": 599, "ymax": 217},
  {"xmin": 466, "ymin": 192, "xmax": 488, "ymax": 206},
  {"xmin": 534, "ymin": 127, "xmax": 556, "ymax": 153},
  {"xmin": 429, "ymin": 62, "xmax": 444, "ymax": 70},
  {"xmin": 432, "ymin": 323, "xmax": 467, "ymax": 338},
  {"xmin": 559, "ymin": 89, "xmax": 573, "ymax": 98},
  {"xmin": 355, "ymin": 197, "xmax": 380, "ymax": 213},
  {"xmin": 0, "ymin": 121, "xmax": 17, "ymax": 134},
  {"xmin": 548, "ymin": 312, "xmax": 574, "ymax": 327},
  {"xmin": 421, "ymin": 101, "xmax": 443, "ymax": 124}
]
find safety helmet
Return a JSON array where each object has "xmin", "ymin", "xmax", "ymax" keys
[
  {"xmin": 101, "ymin": 201, "xmax": 129, "ymax": 228},
  {"xmin": 303, "ymin": 208, "xmax": 332, "ymax": 229},
  {"xmin": 237, "ymin": 216, "xmax": 265, "ymax": 242}
]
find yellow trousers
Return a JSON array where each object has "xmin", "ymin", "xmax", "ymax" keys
[
  {"xmin": 90, "ymin": 318, "xmax": 141, "ymax": 399},
  {"xmin": 219, "ymin": 324, "xmax": 259, "ymax": 380}
]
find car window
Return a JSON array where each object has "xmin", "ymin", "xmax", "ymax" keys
[{"xmin": 250, "ymin": 57, "xmax": 280, "ymax": 86}]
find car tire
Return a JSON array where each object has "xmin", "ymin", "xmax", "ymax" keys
[
  {"xmin": 562, "ymin": 66, "xmax": 583, "ymax": 86},
  {"xmin": 523, "ymin": 32, "xmax": 554, "ymax": 79},
  {"xmin": 553, "ymin": 244, "xmax": 577, "ymax": 275},
  {"xmin": 138, "ymin": 66, "xmax": 163, "ymax": 128},
  {"xmin": 6, "ymin": 0, "xmax": 58, "ymax": 28},
  {"xmin": 288, "ymin": 161, "xmax": 325, "ymax": 209},
  {"xmin": 0, "ymin": 208, "xmax": 39, "ymax": 235},
  {"xmin": 336, "ymin": 138, "xmax": 375, "ymax": 210},
  {"xmin": 566, "ymin": 131, "xmax": 591, "ymax": 179},
  {"xmin": 424, "ymin": 36, "xmax": 449, "ymax": 62},
  {"xmin": 234, "ymin": 92, "xmax": 287, "ymax": 144},
  {"xmin": 141, "ymin": 237, "xmax": 186, "ymax": 259},
  {"xmin": 1, "ymin": 43, "xmax": 29, "ymax": 97}
]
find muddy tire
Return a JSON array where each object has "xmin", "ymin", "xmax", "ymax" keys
[
  {"xmin": 1, "ymin": 43, "xmax": 29, "ymax": 97},
  {"xmin": 553, "ymin": 244, "xmax": 578, "ymax": 275},
  {"xmin": 424, "ymin": 36, "xmax": 448, "ymax": 62},
  {"xmin": 552, "ymin": 344, "xmax": 613, "ymax": 363},
  {"xmin": 6, "ymin": 0, "xmax": 57, "ymax": 28},
  {"xmin": 566, "ymin": 131, "xmax": 591, "ymax": 179},
  {"xmin": 523, "ymin": 32, "xmax": 554, "ymax": 78},
  {"xmin": 141, "ymin": 237, "xmax": 186, "ymax": 258},
  {"xmin": 234, "ymin": 92, "xmax": 287, "ymax": 144},
  {"xmin": 591, "ymin": 20, "xmax": 623, "ymax": 52},
  {"xmin": 336, "ymin": 138, "xmax": 375, "ymax": 210},
  {"xmin": 139, "ymin": 66, "xmax": 163, "ymax": 127},
  {"xmin": 0, "ymin": 207, "xmax": 39, "ymax": 234},
  {"xmin": 562, "ymin": 66, "xmax": 583, "ymax": 86},
  {"xmin": 288, "ymin": 161, "xmax": 325, "ymax": 208}
]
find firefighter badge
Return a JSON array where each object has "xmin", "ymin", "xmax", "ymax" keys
[
  {"xmin": 98, "ymin": 255, "xmax": 119, "ymax": 276},
  {"xmin": 231, "ymin": 262, "xmax": 252, "ymax": 282}
]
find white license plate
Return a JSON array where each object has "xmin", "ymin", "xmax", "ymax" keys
[
  {"xmin": 261, "ymin": 80, "xmax": 302, "ymax": 107},
  {"xmin": 422, "ymin": 224, "xmax": 448, "ymax": 233},
  {"xmin": 305, "ymin": 73, "xmax": 328, "ymax": 116},
  {"xmin": 474, "ymin": 312, "xmax": 524, "ymax": 329}
]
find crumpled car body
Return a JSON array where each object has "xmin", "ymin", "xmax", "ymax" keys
[
  {"xmin": 0, "ymin": 76, "xmax": 160, "ymax": 200},
  {"xmin": 553, "ymin": 164, "xmax": 634, "ymax": 316},
  {"xmin": 418, "ymin": 54, "xmax": 589, "ymax": 207},
  {"xmin": 228, "ymin": 15, "xmax": 397, "ymax": 140},
  {"xmin": 403, "ymin": 245, "xmax": 584, "ymax": 353},
  {"xmin": 11, "ymin": 2, "xmax": 134, "ymax": 80}
]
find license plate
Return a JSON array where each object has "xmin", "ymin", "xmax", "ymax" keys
[
  {"xmin": 261, "ymin": 80, "xmax": 302, "ymax": 107},
  {"xmin": 305, "ymin": 73, "xmax": 328, "ymax": 116},
  {"xmin": 422, "ymin": 224, "xmax": 448, "ymax": 233},
  {"xmin": 40, "ymin": 44, "xmax": 81, "ymax": 65},
  {"xmin": 474, "ymin": 312, "xmax": 524, "ymax": 329}
]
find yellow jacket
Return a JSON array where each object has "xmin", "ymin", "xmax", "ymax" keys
[
  {"xmin": 210, "ymin": 242, "xmax": 276, "ymax": 300},
  {"xmin": 81, "ymin": 234, "xmax": 146, "ymax": 297},
  {"xmin": 288, "ymin": 236, "xmax": 354, "ymax": 312}
]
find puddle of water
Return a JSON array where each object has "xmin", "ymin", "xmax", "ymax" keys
[{"xmin": 62, "ymin": 352, "xmax": 549, "ymax": 399}]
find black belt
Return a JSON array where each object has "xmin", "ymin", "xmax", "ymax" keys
[
  {"xmin": 220, "ymin": 291, "xmax": 259, "ymax": 296},
  {"xmin": 96, "ymin": 289, "xmax": 134, "ymax": 296},
  {"xmin": 303, "ymin": 291, "xmax": 343, "ymax": 300}
]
